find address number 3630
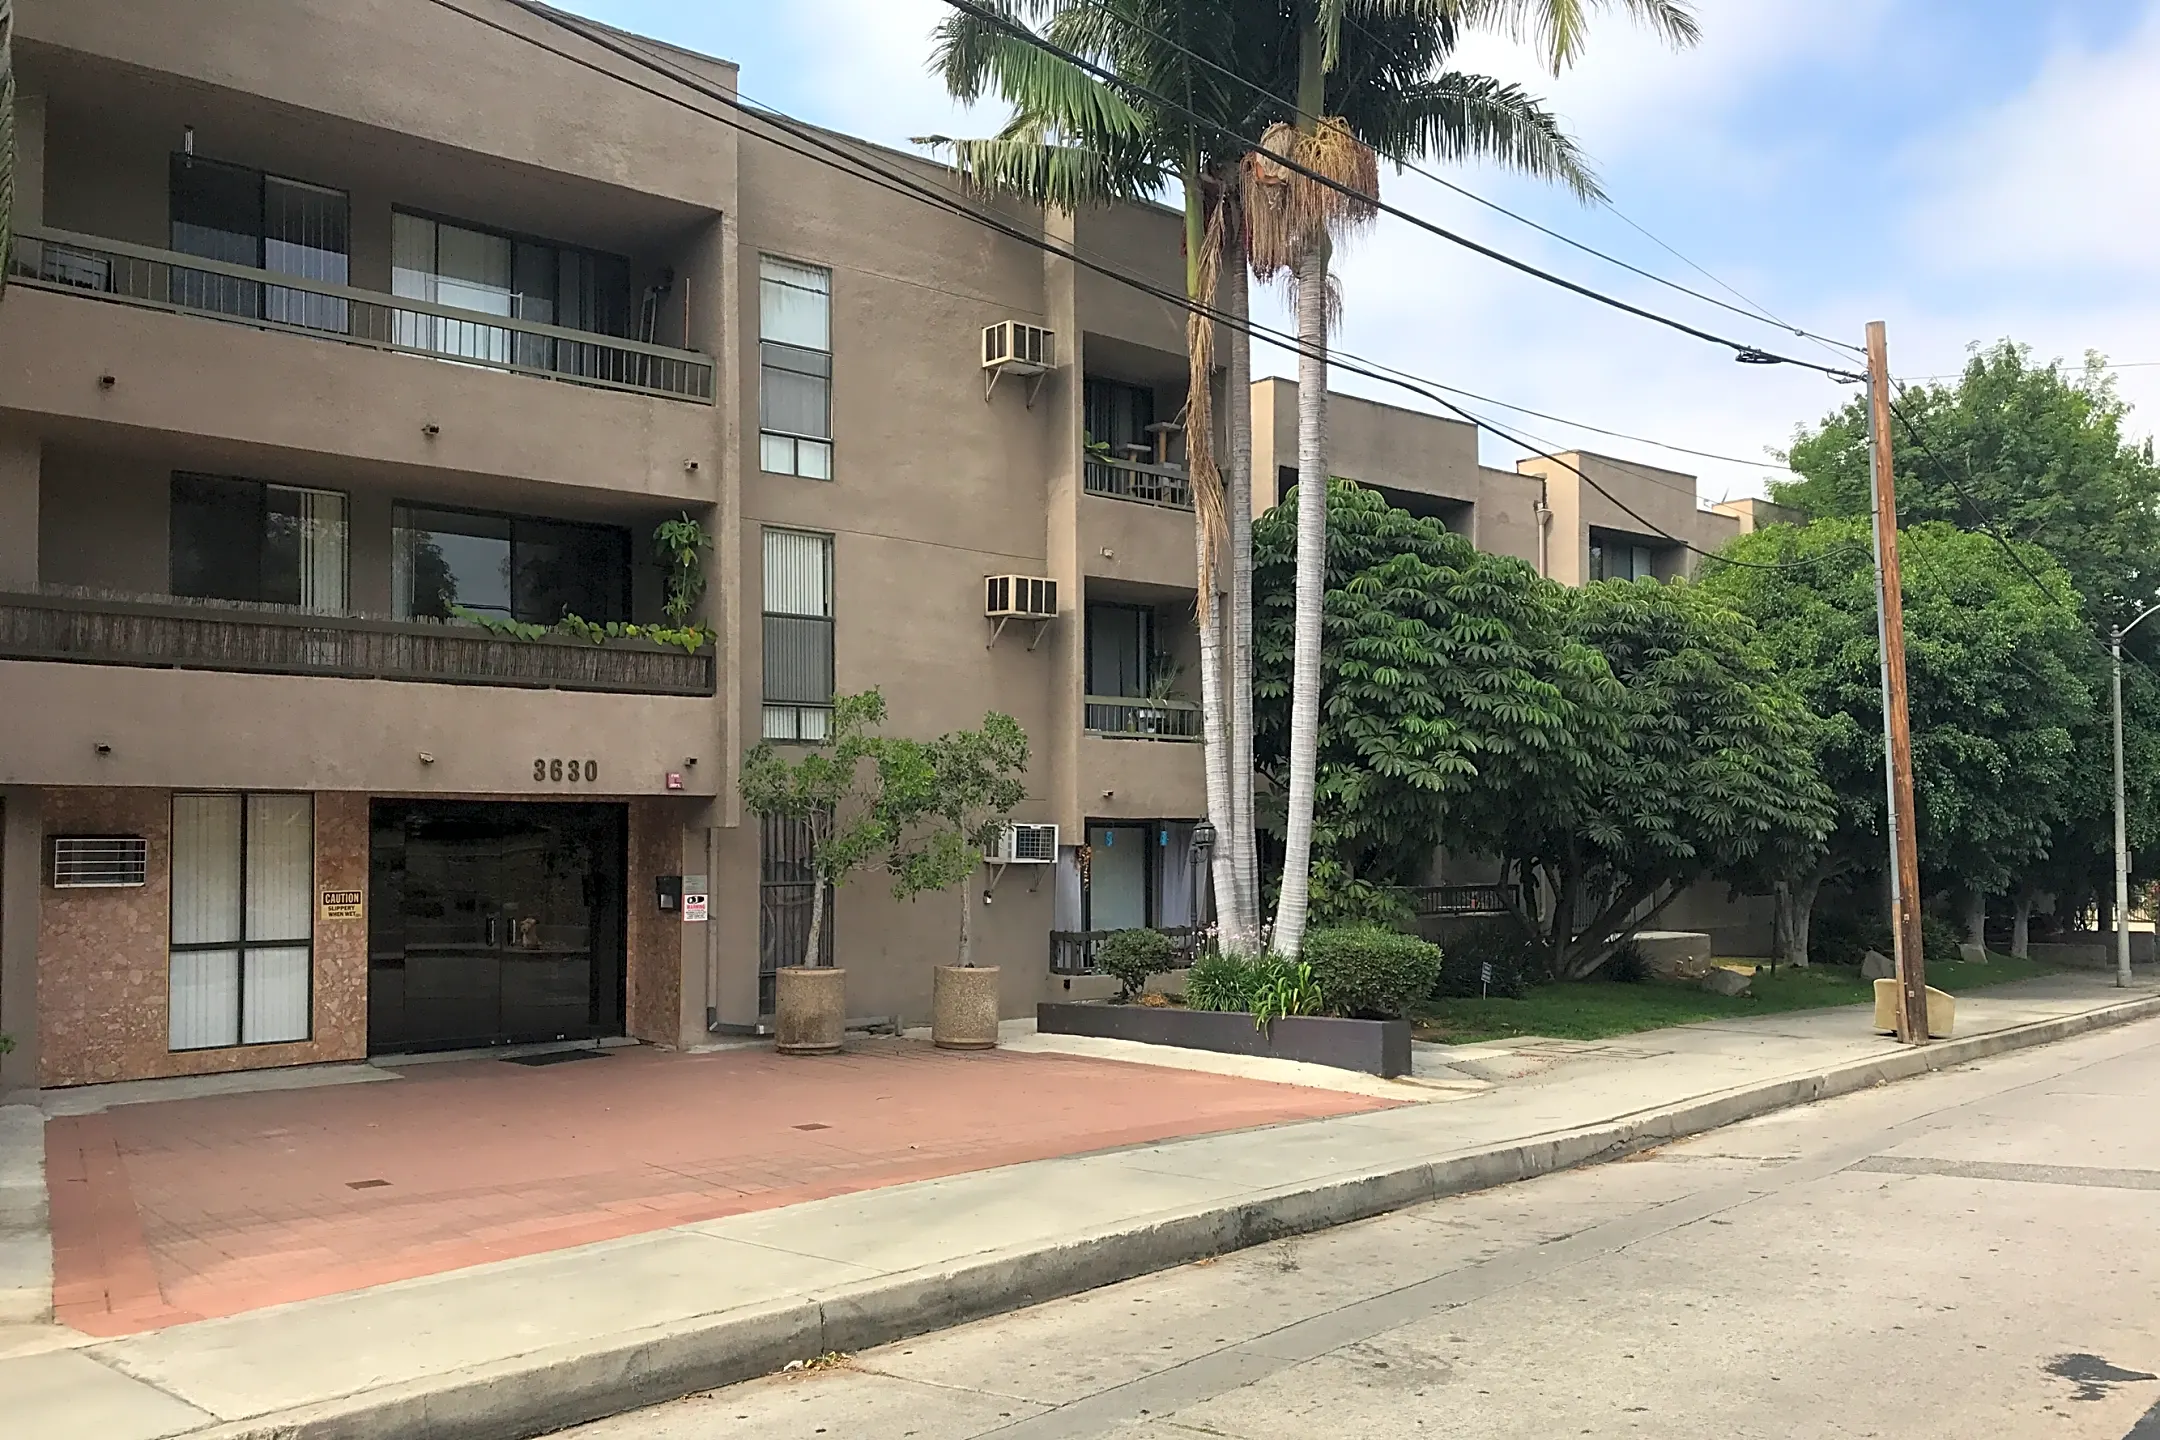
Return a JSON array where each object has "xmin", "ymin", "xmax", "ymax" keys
[{"xmin": 534, "ymin": 758, "xmax": 600, "ymax": 783}]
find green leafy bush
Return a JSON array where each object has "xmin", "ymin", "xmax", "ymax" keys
[
  {"xmin": 1605, "ymin": 940, "xmax": 1651, "ymax": 984},
  {"xmin": 1188, "ymin": 952, "xmax": 1309, "ymax": 1013},
  {"xmin": 1096, "ymin": 928, "xmax": 1175, "ymax": 1003},
  {"xmin": 1301, "ymin": 927, "xmax": 1442, "ymax": 1019},
  {"xmin": 1811, "ymin": 906, "xmax": 1964, "ymax": 969},
  {"xmin": 1921, "ymin": 913, "xmax": 1964, "ymax": 967},
  {"xmin": 1434, "ymin": 917, "xmax": 1540, "ymax": 999},
  {"xmin": 1252, "ymin": 961, "xmax": 1327, "ymax": 1028}
]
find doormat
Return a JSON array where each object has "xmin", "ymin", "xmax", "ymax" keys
[{"xmin": 503, "ymin": 1048, "xmax": 608, "ymax": 1067}]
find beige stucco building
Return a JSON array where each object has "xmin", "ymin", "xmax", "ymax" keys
[{"xmin": 0, "ymin": 0, "xmax": 1773, "ymax": 1092}]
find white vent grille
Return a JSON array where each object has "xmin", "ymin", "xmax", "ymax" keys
[
  {"xmin": 982, "ymin": 320, "xmax": 1054, "ymax": 372},
  {"xmin": 987, "ymin": 822, "xmax": 1058, "ymax": 865},
  {"xmin": 51, "ymin": 835, "xmax": 150, "ymax": 889},
  {"xmin": 985, "ymin": 574, "xmax": 1058, "ymax": 620}
]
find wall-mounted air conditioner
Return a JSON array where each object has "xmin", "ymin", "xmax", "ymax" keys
[
  {"xmin": 984, "ymin": 574, "xmax": 1058, "ymax": 649},
  {"xmin": 982, "ymin": 320, "xmax": 1056, "ymax": 405},
  {"xmin": 986, "ymin": 822, "xmax": 1059, "ymax": 866}
]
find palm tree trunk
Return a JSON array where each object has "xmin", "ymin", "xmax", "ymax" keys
[
  {"xmin": 1225, "ymin": 259, "xmax": 1259, "ymax": 950},
  {"xmin": 1270, "ymin": 237, "xmax": 1330, "ymax": 958},
  {"xmin": 0, "ymin": 0, "xmax": 15, "ymax": 304}
]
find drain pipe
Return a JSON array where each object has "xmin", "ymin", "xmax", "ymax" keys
[{"xmin": 1534, "ymin": 479, "xmax": 1553, "ymax": 577}]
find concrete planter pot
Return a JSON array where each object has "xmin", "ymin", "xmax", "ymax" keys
[
  {"xmin": 932, "ymin": 965, "xmax": 1001, "ymax": 1050},
  {"xmin": 774, "ymin": 966, "xmax": 846, "ymax": 1055},
  {"xmin": 1037, "ymin": 1002, "xmax": 1412, "ymax": 1077}
]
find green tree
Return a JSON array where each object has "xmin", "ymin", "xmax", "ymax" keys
[
  {"xmin": 737, "ymin": 691, "xmax": 894, "ymax": 969},
  {"xmin": 1777, "ymin": 342, "xmax": 2160, "ymax": 637},
  {"xmin": 1700, "ymin": 519, "xmax": 2099, "ymax": 959},
  {"xmin": 1251, "ymin": 479, "xmax": 1614, "ymax": 918},
  {"xmin": 874, "ymin": 711, "xmax": 1032, "ymax": 968},
  {"xmin": 1459, "ymin": 577, "xmax": 1833, "ymax": 980}
]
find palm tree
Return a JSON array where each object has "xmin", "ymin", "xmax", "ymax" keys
[
  {"xmin": 1, "ymin": 0, "xmax": 15, "ymax": 301},
  {"xmin": 925, "ymin": 0, "xmax": 1277, "ymax": 953},
  {"xmin": 1252, "ymin": 0, "xmax": 1697, "ymax": 957}
]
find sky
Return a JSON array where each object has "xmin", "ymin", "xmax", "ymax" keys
[{"xmin": 555, "ymin": 0, "xmax": 2160, "ymax": 503}]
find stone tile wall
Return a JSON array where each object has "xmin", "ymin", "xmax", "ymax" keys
[
  {"xmin": 624, "ymin": 797, "xmax": 682, "ymax": 1048},
  {"xmin": 38, "ymin": 788, "xmax": 369, "ymax": 1088}
]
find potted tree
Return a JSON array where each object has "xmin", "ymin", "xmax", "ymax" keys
[
  {"xmin": 874, "ymin": 711, "xmax": 1030, "ymax": 1049},
  {"xmin": 739, "ymin": 690, "xmax": 891, "ymax": 1055}
]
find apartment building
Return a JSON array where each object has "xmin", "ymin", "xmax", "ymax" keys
[{"xmin": 0, "ymin": 0, "xmax": 1775, "ymax": 1093}]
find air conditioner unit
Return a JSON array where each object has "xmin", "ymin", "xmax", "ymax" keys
[
  {"xmin": 982, "ymin": 320, "xmax": 1056, "ymax": 405},
  {"xmin": 984, "ymin": 574, "xmax": 1058, "ymax": 650},
  {"xmin": 50, "ymin": 835, "xmax": 149, "ymax": 888},
  {"xmin": 986, "ymin": 822, "xmax": 1059, "ymax": 866},
  {"xmin": 985, "ymin": 574, "xmax": 1057, "ymax": 621}
]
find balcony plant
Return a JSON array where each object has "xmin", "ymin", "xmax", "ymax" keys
[
  {"xmin": 739, "ymin": 690, "xmax": 893, "ymax": 1055},
  {"xmin": 871, "ymin": 711, "xmax": 1030, "ymax": 1048}
]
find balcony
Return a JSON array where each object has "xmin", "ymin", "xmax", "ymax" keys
[
  {"xmin": 1083, "ymin": 695, "xmax": 1201, "ymax": 740},
  {"xmin": 1083, "ymin": 453, "xmax": 1192, "ymax": 510},
  {"xmin": 0, "ymin": 590, "xmax": 715, "ymax": 698},
  {"xmin": 9, "ymin": 227, "xmax": 715, "ymax": 405}
]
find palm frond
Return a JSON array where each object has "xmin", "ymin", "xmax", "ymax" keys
[
  {"xmin": 1380, "ymin": 73, "xmax": 1603, "ymax": 201},
  {"xmin": 0, "ymin": 0, "xmax": 13, "ymax": 301},
  {"xmin": 916, "ymin": 133, "xmax": 1164, "ymax": 212},
  {"xmin": 1444, "ymin": 0, "xmax": 1700, "ymax": 74}
]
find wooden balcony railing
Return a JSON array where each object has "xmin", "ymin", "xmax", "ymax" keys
[
  {"xmin": 1083, "ymin": 453, "xmax": 1192, "ymax": 509},
  {"xmin": 9, "ymin": 226, "xmax": 715, "ymax": 404},
  {"xmin": 0, "ymin": 591, "xmax": 716, "ymax": 697},
  {"xmin": 1084, "ymin": 695, "xmax": 1202, "ymax": 740}
]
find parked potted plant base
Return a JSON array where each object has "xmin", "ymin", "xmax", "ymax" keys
[
  {"xmin": 931, "ymin": 965, "xmax": 1001, "ymax": 1049},
  {"xmin": 775, "ymin": 965, "xmax": 846, "ymax": 1055}
]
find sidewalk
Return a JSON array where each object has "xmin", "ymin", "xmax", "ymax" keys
[{"xmin": 7, "ymin": 971, "xmax": 2159, "ymax": 1440}]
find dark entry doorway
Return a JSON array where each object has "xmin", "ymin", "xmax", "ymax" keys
[{"xmin": 368, "ymin": 801, "xmax": 626, "ymax": 1053}]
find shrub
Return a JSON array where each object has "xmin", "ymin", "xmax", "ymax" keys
[
  {"xmin": 1605, "ymin": 940, "xmax": 1651, "ymax": 984},
  {"xmin": 1188, "ymin": 950, "xmax": 1265, "ymax": 1012},
  {"xmin": 1096, "ymin": 928, "xmax": 1176, "ymax": 1003},
  {"xmin": 1811, "ymin": 905, "xmax": 1964, "ymax": 969},
  {"xmin": 1921, "ymin": 913, "xmax": 1964, "ymax": 968},
  {"xmin": 1434, "ymin": 917, "xmax": 1540, "ymax": 999},
  {"xmin": 1301, "ymin": 927, "xmax": 1443, "ymax": 1020}
]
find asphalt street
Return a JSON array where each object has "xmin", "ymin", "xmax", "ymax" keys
[{"xmin": 562, "ymin": 1014, "xmax": 2160, "ymax": 1439}]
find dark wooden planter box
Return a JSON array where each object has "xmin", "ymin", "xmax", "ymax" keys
[{"xmin": 1036, "ymin": 1002, "xmax": 1412, "ymax": 1078}]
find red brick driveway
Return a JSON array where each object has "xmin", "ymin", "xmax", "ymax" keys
[{"xmin": 46, "ymin": 1040, "xmax": 1395, "ymax": 1336}]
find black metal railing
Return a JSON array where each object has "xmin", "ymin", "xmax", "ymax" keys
[
  {"xmin": 1049, "ymin": 925, "xmax": 1207, "ymax": 976},
  {"xmin": 10, "ymin": 226, "xmax": 715, "ymax": 404},
  {"xmin": 1083, "ymin": 695, "xmax": 1203, "ymax": 740},
  {"xmin": 1404, "ymin": 884, "xmax": 1515, "ymax": 917},
  {"xmin": 0, "ymin": 590, "xmax": 715, "ymax": 696},
  {"xmin": 1083, "ymin": 453, "xmax": 1193, "ymax": 509}
]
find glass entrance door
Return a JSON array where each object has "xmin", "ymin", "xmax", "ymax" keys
[
  {"xmin": 367, "ymin": 801, "xmax": 626, "ymax": 1053},
  {"xmin": 1086, "ymin": 824, "xmax": 1150, "ymax": 932}
]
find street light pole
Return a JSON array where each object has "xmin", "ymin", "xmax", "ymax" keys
[{"xmin": 2111, "ymin": 603, "xmax": 2160, "ymax": 987}]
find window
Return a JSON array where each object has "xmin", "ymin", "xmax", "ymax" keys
[
  {"xmin": 763, "ymin": 528, "xmax": 834, "ymax": 740},
  {"xmin": 1086, "ymin": 602, "xmax": 1155, "ymax": 698},
  {"xmin": 391, "ymin": 211, "xmax": 631, "ymax": 373},
  {"xmin": 170, "ymin": 473, "xmax": 348, "ymax": 613},
  {"xmin": 1084, "ymin": 378, "xmax": 1158, "ymax": 461},
  {"xmin": 1589, "ymin": 530, "xmax": 1660, "ymax": 582},
  {"xmin": 759, "ymin": 257, "xmax": 833, "ymax": 478},
  {"xmin": 169, "ymin": 793, "xmax": 314, "ymax": 1051},
  {"xmin": 392, "ymin": 504, "xmax": 630, "ymax": 625},
  {"xmin": 170, "ymin": 155, "xmax": 349, "ymax": 332}
]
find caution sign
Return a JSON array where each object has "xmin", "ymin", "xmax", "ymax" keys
[{"xmin": 320, "ymin": 889, "xmax": 365, "ymax": 921}]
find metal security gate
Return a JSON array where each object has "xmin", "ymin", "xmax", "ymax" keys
[{"xmin": 758, "ymin": 812, "xmax": 834, "ymax": 1015}]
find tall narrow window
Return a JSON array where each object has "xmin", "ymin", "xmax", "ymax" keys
[
  {"xmin": 759, "ymin": 257, "xmax": 833, "ymax": 479},
  {"xmin": 170, "ymin": 793, "xmax": 314, "ymax": 1051},
  {"xmin": 762, "ymin": 528, "xmax": 834, "ymax": 740},
  {"xmin": 171, "ymin": 473, "xmax": 348, "ymax": 614}
]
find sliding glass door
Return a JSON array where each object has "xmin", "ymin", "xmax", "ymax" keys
[
  {"xmin": 391, "ymin": 211, "xmax": 632, "ymax": 374},
  {"xmin": 169, "ymin": 155, "xmax": 349, "ymax": 332}
]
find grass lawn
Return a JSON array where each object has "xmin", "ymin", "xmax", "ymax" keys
[{"xmin": 1412, "ymin": 950, "xmax": 2061, "ymax": 1045}]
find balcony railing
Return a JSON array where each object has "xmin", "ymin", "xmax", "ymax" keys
[
  {"xmin": 1050, "ymin": 925, "xmax": 1207, "ymax": 976},
  {"xmin": 1404, "ymin": 884, "xmax": 1517, "ymax": 917},
  {"xmin": 9, "ymin": 226, "xmax": 715, "ymax": 404},
  {"xmin": 0, "ymin": 590, "xmax": 715, "ymax": 697},
  {"xmin": 1084, "ymin": 695, "xmax": 1202, "ymax": 740},
  {"xmin": 1084, "ymin": 453, "xmax": 1192, "ymax": 510}
]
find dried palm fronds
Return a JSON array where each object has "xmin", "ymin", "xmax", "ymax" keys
[
  {"xmin": 1183, "ymin": 190, "xmax": 1230, "ymax": 619},
  {"xmin": 1241, "ymin": 118, "xmax": 1379, "ymax": 281}
]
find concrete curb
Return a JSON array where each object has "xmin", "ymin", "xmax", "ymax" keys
[{"xmin": 163, "ymin": 992, "xmax": 2160, "ymax": 1440}]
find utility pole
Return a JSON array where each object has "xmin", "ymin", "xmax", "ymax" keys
[
  {"xmin": 2109, "ymin": 603, "xmax": 2160, "ymax": 987},
  {"xmin": 1866, "ymin": 321, "xmax": 1930, "ymax": 1044}
]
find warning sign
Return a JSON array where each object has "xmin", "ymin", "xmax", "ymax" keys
[
  {"xmin": 320, "ymin": 889, "xmax": 364, "ymax": 921},
  {"xmin": 682, "ymin": 892, "xmax": 709, "ymax": 923}
]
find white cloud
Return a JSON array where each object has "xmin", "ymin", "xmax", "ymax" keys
[{"xmin": 1905, "ymin": 2, "xmax": 2160, "ymax": 276}]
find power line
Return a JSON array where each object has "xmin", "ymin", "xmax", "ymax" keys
[
  {"xmin": 424, "ymin": 0, "xmax": 1845, "ymax": 572},
  {"xmin": 1052, "ymin": 0, "xmax": 1862, "ymax": 358},
  {"xmin": 937, "ymin": 0, "xmax": 1864, "ymax": 381}
]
